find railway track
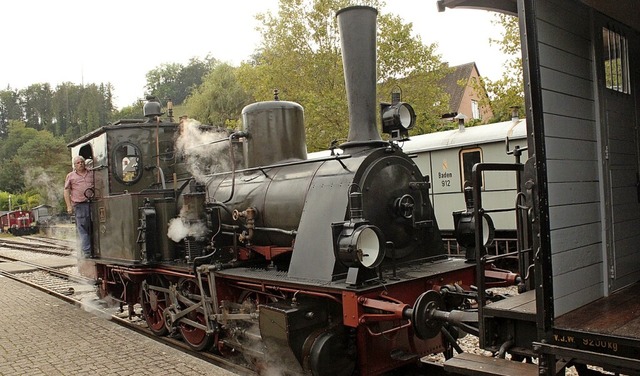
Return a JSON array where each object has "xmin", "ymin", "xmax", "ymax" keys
[
  {"xmin": 0, "ymin": 237, "xmax": 256, "ymax": 376},
  {"xmin": 0, "ymin": 235, "xmax": 73, "ymax": 256},
  {"xmin": 0, "ymin": 236, "xmax": 475, "ymax": 376}
]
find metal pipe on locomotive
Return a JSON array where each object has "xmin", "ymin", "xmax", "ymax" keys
[{"xmin": 70, "ymin": 6, "xmax": 517, "ymax": 375}]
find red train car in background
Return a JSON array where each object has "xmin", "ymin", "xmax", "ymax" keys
[{"xmin": 0, "ymin": 209, "xmax": 37, "ymax": 235}]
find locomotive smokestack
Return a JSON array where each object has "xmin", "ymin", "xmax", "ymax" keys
[{"xmin": 336, "ymin": 6, "xmax": 386, "ymax": 148}]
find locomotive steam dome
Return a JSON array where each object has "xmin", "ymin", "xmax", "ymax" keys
[
  {"xmin": 143, "ymin": 100, "xmax": 163, "ymax": 118},
  {"xmin": 241, "ymin": 100, "xmax": 306, "ymax": 168}
]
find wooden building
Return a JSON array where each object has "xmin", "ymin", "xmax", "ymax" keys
[{"xmin": 438, "ymin": 0, "xmax": 640, "ymax": 374}]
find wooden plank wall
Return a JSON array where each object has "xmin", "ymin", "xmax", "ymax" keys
[{"xmin": 535, "ymin": 0, "xmax": 604, "ymax": 316}]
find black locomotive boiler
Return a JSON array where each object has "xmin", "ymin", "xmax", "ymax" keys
[{"xmin": 69, "ymin": 6, "xmax": 515, "ymax": 375}]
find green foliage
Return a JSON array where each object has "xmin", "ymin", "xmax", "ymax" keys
[
  {"xmin": 0, "ymin": 162, "xmax": 24, "ymax": 193},
  {"xmin": 145, "ymin": 56, "xmax": 218, "ymax": 105},
  {"xmin": 476, "ymin": 14, "xmax": 525, "ymax": 122},
  {"xmin": 0, "ymin": 83, "xmax": 114, "ymax": 142},
  {"xmin": 0, "ymin": 88, "xmax": 22, "ymax": 139},
  {"xmin": 0, "ymin": 121, "xmax": 69, "ymax": 206},
  {"xmin": 0, "ymin": 191, "xmax": 40, "ymax": 211},
  {"xmin": 46, "ymin": 83, "xmax": 114, "ymax": 141},
  {"xmin": 113, "ymin": 103, "xmax": 144, "ymax": 121},
  {"xmin": 22, "ymin": 83, "xmax": 54, "ymax": 131},
  {"xmin": 185, "ymin": 64, "xmax": 253, "ymax": 128}
]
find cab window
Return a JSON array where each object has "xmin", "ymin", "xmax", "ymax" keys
[{"xmin": 113, "ymin": 142, "xmax": 142, "ymax": 184}]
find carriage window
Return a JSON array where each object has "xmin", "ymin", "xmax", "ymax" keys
[
  {"xmin": 603, "ymin": 27, "xmax": 631, "ymax": 94},
  {"xmin": 114, "ymin": 142, "xmax": 142, "ymax": 184},
  {"xmin": 460, "ymin": 148, "xmax": 483, "ymax": 188}
]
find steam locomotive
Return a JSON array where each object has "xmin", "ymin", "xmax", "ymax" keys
[{"xmin": 69, "ymin": 6, "xmax": 518, "ymax": 375}]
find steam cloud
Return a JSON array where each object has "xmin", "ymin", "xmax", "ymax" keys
[
  {"xmin": 167, "ymin": 217, "xmax": 208, "ymax": 242},
  {"xmin": 168, "ymin": 119, "xmax": 240, "ymax": 242},
  {"xmin": 174, "ymin": 119, "xmax": 234, "ymax": 183},
  {"xmin": 167, "ymin": 202, "xmax": 209, "ymax": 242}
]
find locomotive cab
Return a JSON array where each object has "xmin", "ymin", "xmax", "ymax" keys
[{"xmin": 67, "ymin": 102, "xmax": 188, "ymax": 263}]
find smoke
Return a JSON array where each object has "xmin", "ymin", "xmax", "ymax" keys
[{"xmin": 174, "ymin": 119, "xmax": 235, "ymax": 183}]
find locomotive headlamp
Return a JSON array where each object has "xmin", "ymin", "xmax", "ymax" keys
[
  {"xmin": 452, "ymin": 185, "xmax": 495, "ymax": 261},
  {"xmin": 453, "ymin": 211, "xmax": 495, "ymax": 249},
  {"xmin": 381, "ymin": 102, "xmax": 416, "ymax": 140},
  {"xmin": 332, "ymin": 188, "xmax": 386, "ymax": 285},
  {"xmin": 453, "ymin": 210, "xmax": 495, "ymax": 263},
  {"xmin": 335, "ymin": 224, "xmax": 385, "ymax": 269}
]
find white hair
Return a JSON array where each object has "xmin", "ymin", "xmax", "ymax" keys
[{"xmin": 72, "ymin": 155, "xmax": 86, "ymax": 170}]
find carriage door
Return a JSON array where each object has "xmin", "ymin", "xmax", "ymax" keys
[{"xmin": 597, "ymin": 18, "xmax": 640, "ymax": 293}]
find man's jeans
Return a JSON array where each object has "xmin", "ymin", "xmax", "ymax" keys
[{"xmin": 74, "ymin": 202, "xmax": 92, "ymax": 257}]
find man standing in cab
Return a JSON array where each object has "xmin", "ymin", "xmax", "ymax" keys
[{"xmin": 64, "ymin": 156, "xmax": 94, "ymax": 258}]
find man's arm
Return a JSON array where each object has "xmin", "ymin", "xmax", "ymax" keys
[{"xmin": 64, "ymin": 188, "xmax": 73, "ymax": 214}]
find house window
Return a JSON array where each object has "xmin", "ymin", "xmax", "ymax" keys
[
  {"xmin": 603, "ymin": 27, "xmax": 631, "ymax": 94},
  {"xmin": 471, "ymin": 100, "xmax": 480, "ymax": 119},
  {"xmin": 460, "ymin": 148, "xmax": 483, "ymax": 189}
]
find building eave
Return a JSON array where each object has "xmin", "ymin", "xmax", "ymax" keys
[{"xmin": 437, "ymin": 0, "xmax": 517, "ymax": 16}]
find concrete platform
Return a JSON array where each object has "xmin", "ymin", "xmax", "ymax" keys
[
  {"xmin": 41, "ymin": 223, "xmax": 77, "ymax": 240},
  {"xmin": 0, "ymin": 275, "xmax": 238, "ymax": 375}
]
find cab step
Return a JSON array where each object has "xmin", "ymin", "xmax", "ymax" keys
[{"xmin": 443, "ymin": 353, "xmax": 538, "ymax": 376}]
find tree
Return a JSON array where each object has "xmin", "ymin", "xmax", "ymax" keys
[
  {"xmin": 0, "ymin": 191, "xmax": 39, "ymax": 211},
  {"xmin": 376, "ymin": 13, "xmax": 450, "ymax": 134},
  {"xmin": 76, "ymin": 83, "xmax": 106, "ymax": 136},
  {"xmin": 0, "ymin": 121, "xmax": 40, "ymax": 192},
  {"xmin": 0, "ymin": 162, "xmax": 25, "ymax": 193},
  {"xmin": 0, "ymin": 121, "xmax": 68, "ymax": 199},
  {"xmin": 0, "ymin": 121, "xmax": 39, "ymax": 162},
  {"xmin": 145, "ymin": 56, "xmax": 218, "ymax": 106},
  {"xmin": 238, "ymin": 0, "xmax": 349, "ymax": 150},
  {"xmin": 477, "ymin": 14, "xmax": 524, "ymax": 122},
  {"xmin": 21, "ymin": 83, "xmax": 54, "ymax": 131},
  {"xmin": 50, "ymin": 83, "xmax": 113, "ymax": 141},
  {"xmin": 185, "ymin": 63, "xmax": 253, "ymax": 127},
  {"xmin": 237, "ymin": 0, "xmax": 447, "ymax": 151},
  {"xmin": 175, "ymin": 56, "xmax": 219, "ymax": 104},
  {"xmin": 0, "ymin": 87, "xmax": 23, "ymax": 139},
  {"xmin": 52, "ymin": 83, "xmax": 82, "ymax": 139},
  {"xmin": 113, "ymin": 102, "xmax": 145, "ymax": 120}
]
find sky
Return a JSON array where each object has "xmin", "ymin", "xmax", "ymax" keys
[{"xmin": 1, "ymin": 0, "xmax": 508, "ymax": 110}]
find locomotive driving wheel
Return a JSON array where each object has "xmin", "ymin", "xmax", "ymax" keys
[
  {"xmin": 178, "ymin": 278, "xmax": 215, "ymax": 351},
  {"xmin": 140, "ymin": 275, "xmax": 169, "ymax": 336}
]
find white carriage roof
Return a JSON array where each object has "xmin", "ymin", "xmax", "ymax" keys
[
  {"xmin": 401, "ymin": 119, "xmax": 526, "ymax": 153},
  {"xmin": 307, "ymin": 119, "xmax": 526, "ymax": 159}
]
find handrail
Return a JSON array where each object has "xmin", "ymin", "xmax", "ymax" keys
[{"xmin": 471, "ymin": 162, "xmax": 525, "ymax": 350}]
